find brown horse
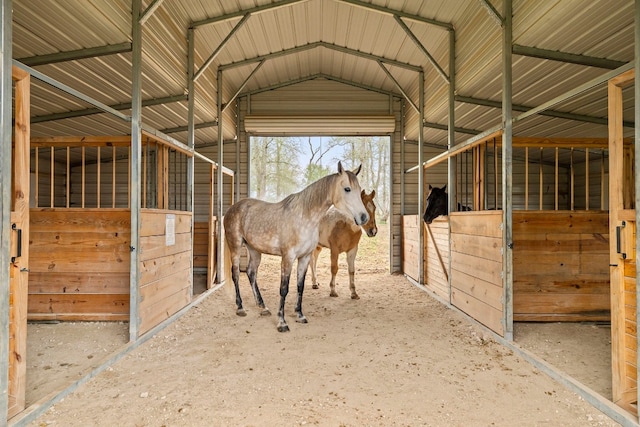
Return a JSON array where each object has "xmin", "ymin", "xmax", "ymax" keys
[
  {"xmin": 309, "ymin": 190, "xmax": 377, "ymax": 299},
  {"xmin": 223, "ymin": 162, "xmax": 369, "ymax": 332}
]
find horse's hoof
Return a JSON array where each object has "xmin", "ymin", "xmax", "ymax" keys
[
  {"xmin": 330, "ymin": 292, "xmax": 338, "ymax": 297},
  {"xmin": 260, "ymin": 308, "xmax": 271, "ymax": 316},
  {"xmin": 312, "ymin": 284, "xmax": 319, "ymax": 289},
  {"xmin": 351, "ymin": 294, "xmax": 360, "ymax": 300},
  {"xmin": 277, "ymin": 324, "xmax": 290, "ymax": 332},
  {"xmin": 296, "ymin": 316, "xmax": 308, "ymax": 324},
  {"xmin": 236, "ymin": 308, "xmax": 247, "ymax": 317}
]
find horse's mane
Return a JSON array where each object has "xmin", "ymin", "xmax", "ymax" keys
[{"xmin": 281, "ymin": 169, "xmax": 358, "ymax": 213}]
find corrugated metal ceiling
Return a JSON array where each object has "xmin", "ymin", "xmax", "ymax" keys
[{"xmin": 11, "ymin": 0, "xmax": 636, "ymax": 148}]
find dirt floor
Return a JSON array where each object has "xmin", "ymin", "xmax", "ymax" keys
[{"xmin": 20, "ymin": 223, "xmax": 624, "ymax": 427}]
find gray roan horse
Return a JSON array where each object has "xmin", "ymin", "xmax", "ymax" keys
[{"xmin": 224, "ymin": 162, "xmax": 369, "ymax": 332}]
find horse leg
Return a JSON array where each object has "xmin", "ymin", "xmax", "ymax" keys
[
  {"xmin": 346, "ymin": 246, "xmax": 359, "ymax": 299},
  {"xmin": 310, "ymin": 246, "xmax": 321, "ymax": 289},
  {"xmin": 229, "ymin": 248, "xmax": 246, "ymax": 316},
  {"xmin": 294, "ymin": 254, "xmax": 311, "ymax": 324},
  {"xmin": 329, "ymin": 248, "xmax": 339, "ymax": 297},
  {"xmin": 277, "ymin": 257, "xmax": 295, "ymax": 332},
  {"xmin": 246, "ymin": 248, "xmax": 270, "ymax": 316}
]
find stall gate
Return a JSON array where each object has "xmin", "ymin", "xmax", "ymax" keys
[
  {"xmin": 609, "ymin": 68, "xmax": 637, "ymax": 415},
  {"xmin": 8, "ymin": 65, "xmax": 30, "ymax": 418}
]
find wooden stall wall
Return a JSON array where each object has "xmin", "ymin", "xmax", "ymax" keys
[
  {"xmin": 28, "ymin": 209, "xmax": 131, "ymax": 321},
  {"xmin": 402, "ymin": 215, "xmax": 420, "ymax": 282},
  {"xmin": 450, "ymin": 212, "xmax": 504, "ymax": 336},
  {"xmin": 424, "ymin": 218, "xmax": 450, "ymax": 301},
  {"xmin": 613, "ymin": 215, "xmax": 636, "ymax": 414},
  {"xmin": 138, "ymin": 210, "xmax": 193, "ymax": 335},
  {"xmin": 512, "ymin": 211, "xmax": 610, "ymax": 322},
  {"xmin": 402, "ymin": 215, "xmax": 450, "ymax": 302}
]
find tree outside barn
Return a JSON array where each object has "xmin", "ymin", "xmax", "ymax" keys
[{"xmin": 250, "ymin": 136, "xmax": 390, "ymax": 221}]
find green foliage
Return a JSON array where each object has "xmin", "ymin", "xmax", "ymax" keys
[{"xmin": 250, "ymin": 136, "xmax": 390, "ymax": 220}]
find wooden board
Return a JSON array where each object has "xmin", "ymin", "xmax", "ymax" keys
[
  {"xmin": 138, "ymin": 210, "xmax": 193, "ymax": 335},
  {"xmin": 512, "ymin": 211, "xmax": 610, "ymax": 322},
  {"xmin": 424, "ymin": 218, "xmax": 450, "ymax": 301},
  {"xmin": 450, "ymin": 212, "xmax": 504, "ymax": 336},
  {"xmin": 28, "ymin": 209, "xmax": 131, "ymax": 321},
  {"xmin": 402, "ymin": 215, "xmax": 420, "ymax": 282}
]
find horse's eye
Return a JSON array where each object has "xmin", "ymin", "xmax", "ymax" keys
[{"xmin": 345, "ymin": 187, "xmax": 351, "ymax": 193}]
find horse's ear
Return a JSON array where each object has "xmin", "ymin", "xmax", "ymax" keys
[
  {"xmin": 337, "ymin": 161, "xmax": 344, "ymax": 174},
  {"xmin": 361, "ymin": 189, "xmax": 365, "ymax": 197},
  {"xmin": 370, "ymin": 189, "xmax": 375, "ymax": 198},
  {"xmin": 442, "ymin": 184, "xmax": 447, "ymax": 191},
  {"xmin": 429, "ymin": 184, "xmax": 433, "ymax": 190},
  {"xmin": 353, "ymin": 164, "xmax": 362, "ymax": 176}
]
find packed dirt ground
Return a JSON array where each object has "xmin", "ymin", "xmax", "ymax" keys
[{"xmin": 20, "ymin": 223, "xmax": 625, "ymax": 427}]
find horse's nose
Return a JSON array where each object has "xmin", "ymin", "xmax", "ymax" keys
[{"xmin": 368, "ymin": 227, "xmax": 377, "ymax": 237}]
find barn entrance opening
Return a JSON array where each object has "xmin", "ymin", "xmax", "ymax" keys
[{"xmin": 248, "ymin": 135, "xmax": 391, "ymax": 290}]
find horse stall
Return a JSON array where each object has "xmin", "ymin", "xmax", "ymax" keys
[
  {"xmin": 403, "ymin": 133, "xmax": 614, "ymax": 384},
  {"xmin": 193, "ymin": 153, "xmax": 234, "ymax": 294},
  {"xmin": 15, "ymin": 131, "xmax": 221, "ymax": 412}
]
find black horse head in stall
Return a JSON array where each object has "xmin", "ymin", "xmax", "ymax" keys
[{"xmin": 423, "ymin": 184, "xmax": 448, "ymax": 224}]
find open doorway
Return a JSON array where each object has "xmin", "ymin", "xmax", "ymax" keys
[{"xmin": 248, "ymin": 135, "xmax": 391, "ymax": 291}]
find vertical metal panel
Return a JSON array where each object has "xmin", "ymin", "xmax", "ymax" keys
[
  {"xmin": 502, "ymin": 0, "xmax": 514, "ymax": 341},
  {"xmin": 418, "ymin": 71, "xmax": 425, "ymax": 284},
  {"xmin": 216, "ymin": 69, "xmax": 224, "ymax": 284},
  {"xmin": 129, "ymin": 0, "xmax": 142, "ymax": 341},
  {"xmin": 187, "ymin": 27, "xmax": 195, "ymax": 296}
]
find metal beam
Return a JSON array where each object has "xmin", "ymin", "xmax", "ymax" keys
[
  {"xmin": 222, "ymin": 60, "xmax": 264, "ymax": 113},
  {"xmin": 162, "ymin": 120, "xmax": 218, "ymax": 134},
  {"xmin": 13, "ymin": 60, "xmax": 130, "ymax": 122},
  {"xmin": 139, "ymin": 0, "xmax": 165, "ymax": 25},
  {"xmin": 194, "ymin": 13, "xmax": 251, "ymax": 82},
  {"xmin": 215, "ymin": 69, "xmax": 224, "ymax": 284},
  {"xmin": 514, "ymin": 61, "xmax": 634, "ymax": 124},
  {"xmin": 31, "ymin": 94, "xmax": 188, "ymax": 123},
  {"xmin": 513, "ymin": 44, "xmax": 627, "ymax": 70},
  {"xmin": 191, "ymin": 0, "xmax": 306, "ymax": 28},
  {"xmin": 219, "ymin": 41, "xmax": 422, "ymax": 73},
  {"xmin": 502, "ymin": 0, "xmax": 514, "ymax": 342},
  {"xmin": 424, "ymin": 120, "xmax": 479, "ymax": 135},
  {"xmin": 129, "ymin": 0, "xmax": 142, "ymax": 342},
  {"xmin": 418, "ymin": 70, "xmax": 425, "ymax": 285},
  {"xmin": 17, "ymin": 42, "xmax": 132, "ymax": 67},
  {"xmin": 245, "ymin": 72, "xmax": 398, "ymax": 98},
  {"xmin": 394, "ymin": 15, "xmax": 449, "ymax": 83},
  {"xmin": 456, "ymin": 94, "xmax": 635, "ymax": 128},
  {"xmin": 377, "ymin": 61, "xmax": 419, "ymax": 114},
  {"xmin": 478, "ymin": 0, "xmax": 503, "ymax": 27},
  {"xmin": 336, "ymin": 0, "xmax": 454, "ymax": 30}
]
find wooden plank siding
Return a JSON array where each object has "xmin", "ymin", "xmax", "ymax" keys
[
  {"xmin": 138, "ymin": 210, "xmax": 193, "ymax": 335},
  {"xmin": 512, "ymin": 211, "xmax": 610, "ymax": 321},
  {"xmin": 28, "ymin": 209, "xmax": 131, "ymax": 321},
  {"xmin": 621, "ymin": 219, "xmax": 637, "ymax": 411},
  {"xmin": 424, "ymin": 218, "xmax": 450, "ymax": 301},
  {"xmin": 450, "ymin": 212, "xmax": 504, "ymax": 336},
  {"xmin": 401, "ymin": 215, "xmax": 420, "ymax": 282}
]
